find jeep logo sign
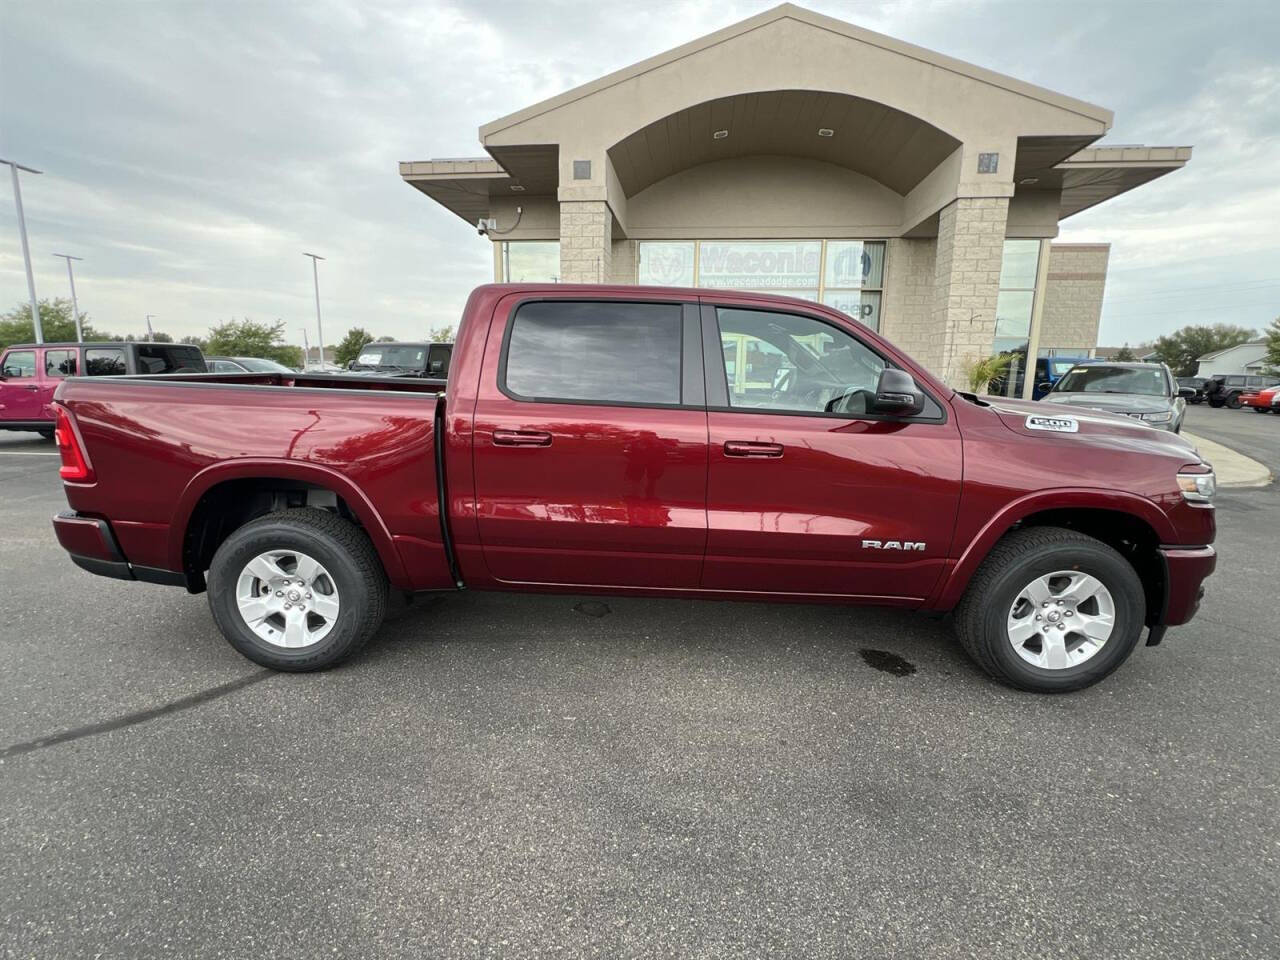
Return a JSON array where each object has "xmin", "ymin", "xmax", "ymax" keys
[{"xmin": 1025, "ymin": 415, "xmax": 1079, "ymax": 433}]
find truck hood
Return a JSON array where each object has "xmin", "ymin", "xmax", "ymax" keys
[
  {"xmin": 1041, "ymin": 392, "xmax": 1174, "ymax": 415},
  {"xmin": 983, "ymin": 396, "xmax": 1203, "ymax": 463}
]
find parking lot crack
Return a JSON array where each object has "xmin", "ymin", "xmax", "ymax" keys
[{"xmin": 0, "ymin": 670, "xmax": 275, "ymax": 760}]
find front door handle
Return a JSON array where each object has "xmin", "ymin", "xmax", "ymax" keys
[
  {"xmin": 23, "ymin": 385, "xmax": 40, "ymax": 392},
  {"xmin": 493, "ymin": 429, "xmax": 552, "ymax": 447},
  {"xmin": 724, "ymin": 440, "xmax": 783, "ymax": 458}
]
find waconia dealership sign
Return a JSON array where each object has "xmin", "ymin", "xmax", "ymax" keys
[{"xmin": 698, "ymin": 241, "xmax": 821, "ymax": 289}]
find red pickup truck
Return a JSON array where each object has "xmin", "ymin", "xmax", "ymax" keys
[{"xmin": 49, "ymin": 284, "xmax": 1217, "ymax": 692}]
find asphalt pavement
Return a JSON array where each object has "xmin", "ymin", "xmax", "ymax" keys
[{"xmin": 1, "ymin": 413, "xmax": 1277, "ymax": 959}]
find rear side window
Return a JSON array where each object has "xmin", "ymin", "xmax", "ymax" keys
[
  {"xmin": 85, "ymin": 348, "xmax": 126, "ymax": 376},
  {"xmin": 503, "ymin": 301, "xmax": 682, "ymax": 405},
  {"xmin": 137, "ymin": 345, "xmax": 206, "ymax": 373},
  {"xmin": 45, "ymin": 349, "xmax": 78, "ymax": 377},
  {"xmin": 2, "ymin": 350, "xmax": 36, "ymax": 378}
]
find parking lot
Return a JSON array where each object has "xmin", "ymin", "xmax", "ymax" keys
[{"xmin": 1, "ymin": 408, "xmax": 1277, "ymax": 959}]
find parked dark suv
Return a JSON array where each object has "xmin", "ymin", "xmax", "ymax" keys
[
  {"xmin": 1207, "ymin": 374, "xmax": 1280, "ymax": 409},
  {"xmin": 1176, "ymin": 377, "xmax": 1209, "ymax": 404}
]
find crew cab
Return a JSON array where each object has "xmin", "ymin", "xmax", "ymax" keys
[
  {"xmin": 1, "ymin": 340, "xmax": 206, "ymax": 438},
  {"xmin": 49, "ymin": 285, "xmax": 1217, "ymax": 692}
]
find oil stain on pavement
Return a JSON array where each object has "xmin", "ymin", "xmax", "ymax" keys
[{"xmin": 858, "ymin": 648, "xmax": 918, "ymax": 676}]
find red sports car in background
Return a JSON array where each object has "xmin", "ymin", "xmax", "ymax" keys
[{"xmin": 1242, "ymin": 383, "xmax": 1280, "ymax": 413}]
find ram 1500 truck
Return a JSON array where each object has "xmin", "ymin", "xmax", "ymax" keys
[{"xmin": 49, "ymin": 284, "xmax": 1217, "ymax": 692}]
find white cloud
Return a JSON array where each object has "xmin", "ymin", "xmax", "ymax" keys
[{"xmin": 1, "ymin": 0, "xmax": 1277, "ymax": 347}]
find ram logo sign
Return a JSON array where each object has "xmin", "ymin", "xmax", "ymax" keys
[
  {"xmin": 862, "ymin": 539, "xmax": 926, "ymax": 551},
  {"xmin": 1025, "ymin": 415, "xmax": 1079, "ymax": 433}
]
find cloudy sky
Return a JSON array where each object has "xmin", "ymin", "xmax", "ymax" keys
[{"xmin": 1, "ymin": 0, "xmax": 1277, "ymax": 349}]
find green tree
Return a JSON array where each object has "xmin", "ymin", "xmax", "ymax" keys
[
  {"xmin": 428, "ymin": 324, "xmax": 456, "ymax": 342},
  {"xmin": 205, "ymin": 318, "xmax": 301, "ymax": 367},
  {"xmin": 1264, "ymin": 316, "xmax": 1280, "ymax": 369},
  {"xmin": 334, "ymin": 327, "xmax": 375, "ymax": 365},
  {"xmin": 1113, "ymin": 344, "xmax": 1136, "ymax": 361},
  {"xmin": 1152, "ymin": 323, "xmax": 1256, "ymax": 377},
  {"xmin": 0, "ymin": 298, "xmax": 100, "ymax": 349}
]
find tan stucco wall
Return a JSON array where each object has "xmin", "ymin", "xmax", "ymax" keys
[
  {"xmin": 1039, "ymin": 243, "xmax": 1109, "ymax": 353},
  {"xmin": 879, "ymin": 237, "xmax": 938, "ymax": 370},
  {"xmin": 932, "ymin": 197, "xmax": 1009, "ymax": 388},
  {"xmin": 625, "ymin": 156, "xmax": 903, "ymax": 239}
]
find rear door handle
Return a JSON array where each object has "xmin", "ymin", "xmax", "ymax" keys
[
  {"xmin": 23, "ymin": 385, "xmax": 40, "ymax": 392},
  {"xmin": 724, "ymin": 440, "xmax": 783, "ymax": 458},
  {"xmin": 493, "ymin": 429, "xmax": 552, "ymax": 447}
]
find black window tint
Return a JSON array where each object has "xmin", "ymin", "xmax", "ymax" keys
[
  {"xmin": 2, "ymin": 350, "xmax": 36, "ymax": 378},
  {"xmin": 505, "ymin": 301, "xmax": 682, "ymax": 405},
  {"xmin": 45, "ymin": 349, "xmax": 78, "ymax": 377},
  {"xmin": 85, "ymin": 348, "xmax": 126, "ymax": 376},
  {"xmin": 137, "ymin": 345, "xmax": 206, "ymax": 373}
]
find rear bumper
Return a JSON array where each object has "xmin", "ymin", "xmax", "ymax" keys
[
  {"xmin": 52, "ymin": 511, "xmax": 186, "ymax": 587},
  {"xmin": 1158, "ymin": 544, "xmax": 1216, "ymax": 626}
]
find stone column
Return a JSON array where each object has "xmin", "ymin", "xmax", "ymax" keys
[
  {"xmin": 559, "ymin": 200, "xmax": 612, "ymax": 283},
  {"xmin": 931, "ymin": 196, "xmax": 1009, "ymax": 389}
]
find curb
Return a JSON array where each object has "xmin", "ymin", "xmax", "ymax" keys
[{"xmin": 1182, "ymin": 432, "xmax": 1273, "ymax": 489}]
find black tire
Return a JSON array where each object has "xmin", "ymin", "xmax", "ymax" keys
[
  {"xmin": 206, "ymin": 508, "xmax": 388, "ymax": 671},
  {"xmin": 1227, "ymin": 392, "xmax": 1243, "ymax": 409},
  {"xmin": 953, "ymin": 527, "xmax": 1146, "ymax": 693}
]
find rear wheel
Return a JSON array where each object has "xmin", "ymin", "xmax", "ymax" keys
[
  {"xmin": 1227, "ymin": 392, "xmax": 1243, "ymax": 409},
  {"xmin": 207, "ymin": 508, "xmax": 388, "ymax": 671},
  {"xmin": 954, "ymin": 527, "xmax": 1146, "ymax": 693}
]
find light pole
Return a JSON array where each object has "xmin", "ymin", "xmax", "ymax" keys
[
  {"xmin": 145, "ymin": 314, "xmax": 156, "ymax": 339},
  {"xmin": 53, "ymin": 254, "xmax": 84, "ymax": 342},
  {"xmin": 1, "ymin": 158, "xmax": 44, "ymax": 344},
  {"xmin": 302, "ymin": 252, "xmax": 325, "ymax": 368},
  {"xmin": 300, "ymin": 326, "xmax": 312, "ymax": 369}
]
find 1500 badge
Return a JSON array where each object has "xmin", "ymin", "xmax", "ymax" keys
[{"xmin": 1025, "ymin": 415, "xmax": 1079, "ymax": 433}]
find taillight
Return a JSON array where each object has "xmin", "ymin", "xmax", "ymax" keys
[{"xmin": 54, "ymin": 406, "xmax": 94, "ymax": 482}]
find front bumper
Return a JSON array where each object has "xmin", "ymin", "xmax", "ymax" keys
[
  {"xmin": 1159, "ymin": 544, "xmax": 1216, "ymax": 626},
  {"xmin": 52, "ymin": 511, "xmax": 186, "ymax": 586}
]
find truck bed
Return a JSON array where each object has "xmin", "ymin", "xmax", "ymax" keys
[{"xmin": 52, "ymin": 371, "xmax": 454, "ymax": 593}]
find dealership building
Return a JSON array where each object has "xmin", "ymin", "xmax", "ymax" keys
[{"xmin": 401, "ymin": 3, "xmax": 1190, "ymax": 392}]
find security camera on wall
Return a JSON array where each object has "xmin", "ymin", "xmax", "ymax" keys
[{"xmin": 476, "ymin": 218, "xmax": 497, "ymax": 236}]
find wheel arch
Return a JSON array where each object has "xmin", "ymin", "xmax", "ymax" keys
[
  {"xmin": 169, "ymin": 459, "xmax": 409, "ymax": 591},
  {"xmin": 932, "ymin": 490, "xmax": 1173, "ymax": 623}
]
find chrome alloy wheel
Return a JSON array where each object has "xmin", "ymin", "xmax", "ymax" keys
[
  {"xmin": 1006, "ymin": 570, "xmax": 1116, "ymax": 670},
  {"xmin": 235, "ymin": 550, "xmax": 340, "ymax": 649}
]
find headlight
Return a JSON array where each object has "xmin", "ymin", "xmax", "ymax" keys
[
  {"xmin": 1141, "ymin": 411, "xmax": 1173, "ymax": 422},
  {"xmin": 1177, "ymin": 470, "xmax": 1216, "ymax": 503}
]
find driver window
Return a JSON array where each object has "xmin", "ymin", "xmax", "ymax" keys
[{"xmin": 715, "ymin": 307, "xmax": 885, "ymax": 415}]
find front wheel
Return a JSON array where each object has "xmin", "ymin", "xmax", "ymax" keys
[
  {"xmin": 207, "ymin": 508, "xmax": 388, "ymax": 671},
  {"xmin": 953, "ymin": 527, "xmax": 1146, "ymax": 693},
  {"xmin": 1227, "ymin": 392, "xmax": 1243, "ymax": 409}
]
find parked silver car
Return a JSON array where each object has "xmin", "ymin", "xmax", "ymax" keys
[{"xmin": 1043, "ymin": 361, "xmax": 1190, "ymax": 432}]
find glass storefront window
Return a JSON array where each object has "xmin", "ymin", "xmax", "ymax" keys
[
  {"xmin": 635, "ymin": 239, "xmax": 887, "ymax": 331},
  {"xmin": 698, "ymin": 241, "xmax": 821, "ymax": 291},
  {"xmin": 637, "ymin": 241, "xmax": 695, "ymax": 286},
  {"xmin": 998, "ymin": 239, "xmax": 1040, "ymax": 290},
  {"xmin": 994, "ymin": 289, "xmax": 1035, "ymax": 339},
  {"xmin": 502, "ymin": 241, "xmax": 560, "ymax": 283}
]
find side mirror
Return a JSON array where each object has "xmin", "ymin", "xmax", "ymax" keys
[
  {"xmin": 872, "ymin": 368, "xmax": 925, "ymax": 416},
  {"xmin": 1177, "ymin": 386, "xmax": 1196, "ymax": 399}
]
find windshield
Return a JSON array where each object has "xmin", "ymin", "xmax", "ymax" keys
[
  {"xmin": 1053, "ymin": 365, "xmax": 1169, "ymax": 397},
  {"xmin": 354, "ymin": 345, "xmax": 426, "ymax": 369},
  {"xmin": 235, "ymin": 357, "xmax": 294, "ymax": 373},
  {"xmin": 1049, "ymin": 359, "xmax": 1079, "ymax": 377}
]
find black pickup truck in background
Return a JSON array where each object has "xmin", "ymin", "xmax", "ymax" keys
[{"xmin": 346, "ymin": 341, "xmax": 451, "ymax": 378}]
